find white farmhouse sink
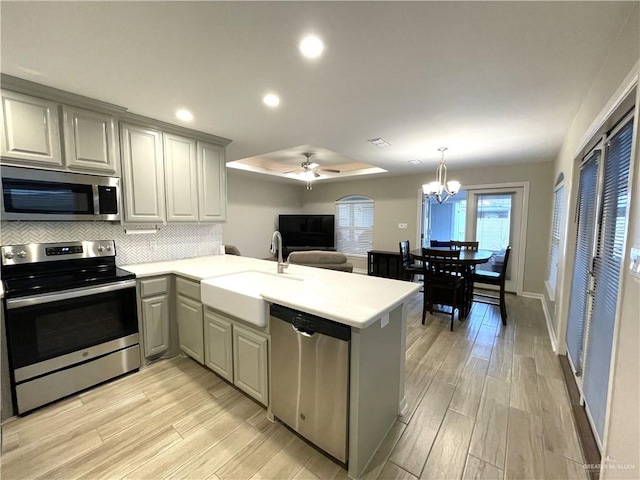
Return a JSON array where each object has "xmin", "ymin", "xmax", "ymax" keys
[{"xmin": 201, "ymin": 270, "xmax": 304, "ymax": 327}]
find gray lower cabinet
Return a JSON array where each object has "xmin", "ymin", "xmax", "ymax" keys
[
  {"xmin": 204, "ymin": 309, "xmax": 233, "ymax": 382},
  {"xmin": 233, "ymin": 324, "xmax": 268, "ymax": 406},
  {"xmin": 141, "ymin": 295, "xmax": 170, "ymax": 357},
  {"xmin": 0, "ymin": 90, "xmax": 62, "ymax": 167},
  {"xmin": 138, "ymin": 276, "xmax": 171, "ymax": 359},
  {"xmin": 203, "ymin": 307, "xmax": 269, "ymax": 406},
  {"xmin": 176, "ymin": 277, "xmax": 204, "ymax": 364}
]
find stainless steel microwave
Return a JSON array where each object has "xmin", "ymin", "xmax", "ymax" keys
[{"xmin": 0, "ymin": 166, "xmax": 120, "ymax": 221}]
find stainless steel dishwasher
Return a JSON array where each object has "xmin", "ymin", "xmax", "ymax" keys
[{"xmin": 270, "ymin": 303, "xmax": 351, "ymax": 463}]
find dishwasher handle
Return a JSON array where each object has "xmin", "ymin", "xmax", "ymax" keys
[
  {"xmin": 270, "ymin": 303, "xmax": 351, "ymax": 342},
  {"xmin": 292, "ymin": 325, "xmax": 315, "ymax": 337}
]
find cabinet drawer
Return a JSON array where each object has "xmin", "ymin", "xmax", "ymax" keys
[
  {"xmin": 176, "ymin": 277, "xmax": 200, "ymax": 300},
  {"xmin": 139, "ymin": 277, "xmax": 169, "ymax": 297}
]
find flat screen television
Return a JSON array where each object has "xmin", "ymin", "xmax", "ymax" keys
[{"xmin": 278, "ymin": 214, "xmax": 335, "ymax": 249}]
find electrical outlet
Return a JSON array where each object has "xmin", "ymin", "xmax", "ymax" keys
[
  {"xmin": 630, "ymin": 247, "xmax": 640, "ymax": 277},
  {"xmin": 398, "ymin": 223, "xmax": 408, "ymax": 229}
]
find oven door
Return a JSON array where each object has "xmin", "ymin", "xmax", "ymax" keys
[{"xmin": 4, "ymin": 280, "xmax": 138, "ymax": 381}]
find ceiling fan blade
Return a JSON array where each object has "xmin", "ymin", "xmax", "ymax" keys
[
  {"xmin": 283, "ymin": 169, "xmax": 300, "ymax": 174},
  {"xmin": 313, "ymin": 170, "xmax": 321, "ymax": 178},
  {"xmin": 319, "ymin": 168, "xmax": 341, "ymax": 173}
]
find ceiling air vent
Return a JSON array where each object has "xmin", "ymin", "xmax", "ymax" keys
[{"xmin": 368, "ymin": 137, "xmax": 391, "ymax": 147}]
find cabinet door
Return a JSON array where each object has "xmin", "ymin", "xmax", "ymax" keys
[
  {"xmin": 63, "ymin": 106, "xmax": 118, "ymax": 174},
  {"xmin": 204, "ymin": 310, "xmax": 233, "ymax": 382},
  {"xmin": 233, "ymin": 324, "xmax": 268, "ymax": 405},
  {"xmin": 120, "ymin": 123, "xmax": 166, "ymax": 223},
  {"xmin": 141, "ymin": 294, "xmax": 170, "ymax": 357},
  {"xmin": 164, "ymin": 133, "xmax": 198, "ymax": 222},
  {"xmin": 177, "ymin": 294, "xmax": 204, "ymax": 364},
  {"xmin": 0, "ymin": 90, "xmax": 62, "ymax": 166},
  {"xmin": 197, "ymin": 141, "xmax": 227, "ymax": 221}
]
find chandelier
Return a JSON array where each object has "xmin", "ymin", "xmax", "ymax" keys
[{"xmin": 422, "ymin": 147, "xmax": 461, "ymax": 204}]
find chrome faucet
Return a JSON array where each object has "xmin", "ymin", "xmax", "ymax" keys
[{"xmin": 270, "ymin": 231, "xmax": 288, "ymax": 274}]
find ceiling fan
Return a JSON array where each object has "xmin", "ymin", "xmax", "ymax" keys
[{"xmin": 285, "ymin": 153, "xmax": 340, "ymax": 189}]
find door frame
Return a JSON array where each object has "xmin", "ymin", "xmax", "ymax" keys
[{"xmin": 416, "ymin": 181, "xmax": 529, "ymax": 295}]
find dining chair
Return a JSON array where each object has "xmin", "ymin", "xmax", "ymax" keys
[
  {"xmin": 429, "ymin": 240, "xmax": 451, "ymax": 247},
  {"xmin": 399, "ymin": 240, "xmax": 422, "ymax": 282},
  {"xmin": 450, "ymin": 240, "xmax": 479, "ymax": 251},
  {"xmin": 472, "ymin": 246, "xmax": 511, "ymax": 324},
  {"xmin": 450, "ymin": 240, "xmax": 479, "ymax": 313},
  {"xmin": 421, "ymin": 248, "xmax": 466, "ymax": 331}
]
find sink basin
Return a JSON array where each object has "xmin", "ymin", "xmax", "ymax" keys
[{"xmin": 201, "ymin": 270, "xmax": 304, "ymax": 327}]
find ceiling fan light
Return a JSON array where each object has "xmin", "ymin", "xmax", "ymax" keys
[
  {"xmin": 300, "ymin": 170, "xmax": 316, "ymax": 181},
  {"xmin": 308, "ymin": 162, "xmax": 319, "ymax": 169}
]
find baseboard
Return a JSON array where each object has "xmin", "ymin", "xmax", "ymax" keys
[
  {"xmin": 353, "ymin": 268, "xmax": 367, "ymax": 275},
  {"xmin": 521, "ymin": 291, "xmax": 558, "ymax": 352}
]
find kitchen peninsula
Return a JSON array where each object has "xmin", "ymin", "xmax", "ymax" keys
[{"xmin": 123, "ymin": 254, "xmax": 420, "ymax": 479}]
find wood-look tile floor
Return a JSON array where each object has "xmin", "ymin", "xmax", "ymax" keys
[{"xmin": 0, "ymin": 292, "xmax": 587, "ymax": 480}]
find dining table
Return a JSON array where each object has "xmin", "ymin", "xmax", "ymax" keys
[{"xmin": 409, "ymin": 247, "xmax": 494, "ymax": 266}]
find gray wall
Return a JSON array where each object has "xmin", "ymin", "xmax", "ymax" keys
[
  {"xmin": 224, "ymin": 169, "xmax": 303, "ymax": 259},
  {"xmin": 300, "ymin": 161, "xmax": 555, "ymax": 294}
]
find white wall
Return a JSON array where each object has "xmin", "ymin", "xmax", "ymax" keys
[
  {"xmin": 224, "ymin": 169, "xmax": 303, "ymax": 258},
  {"xmin": 548, "ymin": 4, "xmax": 639, "ymax": 476},
  {"xmin": 301, "ymin": 160, "xmax": 554, "ymax": 294}
]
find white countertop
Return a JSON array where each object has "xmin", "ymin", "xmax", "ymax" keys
[{"xmin": 122, "ymin": 255, "xmax": 420, "ymax": 328}]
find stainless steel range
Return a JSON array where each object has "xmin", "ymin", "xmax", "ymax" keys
[{"xmin": 1, "ymin": 240, "xmax": 140, "ymax": 415}]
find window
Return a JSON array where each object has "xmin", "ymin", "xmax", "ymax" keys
[
  {"xmin": 335, "ymin": 195, "xmax": 374, "ymax": 255},
  {"xmin": 566, "ymin": 110, "xmax": 634, "ymax": 444},
  {"xmin": 546, "ymin": 184, "xmax": 564, "ymax": 298}
]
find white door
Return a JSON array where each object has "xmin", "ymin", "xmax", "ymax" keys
[{"xmin": 465, "ymin": 186, "xmax": 526, "ymax": 293}]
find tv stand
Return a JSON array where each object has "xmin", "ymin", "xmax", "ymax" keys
[{"xmin": 283, "ymin": 246, "xmax": 336, "ymax": 258}]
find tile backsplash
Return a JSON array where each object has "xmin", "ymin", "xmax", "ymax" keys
[{"xmin": 0, "ymin": 221, "xmax": 223, "ymax": 265}]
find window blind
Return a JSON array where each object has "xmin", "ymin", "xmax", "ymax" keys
[
  {"xmin": 566, "ymin": 150, "xmax": 599, "ymax": 376},
  {"xmin": 546, "ymin": 185, "xmax": 564, "ymax": 296},
  {"xmin": 335, "ymin": 197, "xmax": 374, "ymax": 255},
  {"xmin": 583, "ymin": 116, "xmax": 633, "ymax": 442}
]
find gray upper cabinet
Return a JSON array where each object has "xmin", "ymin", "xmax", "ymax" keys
[
  {"xmin": 120, "ymin": 127, "xmax": 228, "ymax": 225},
  {"xmin": 0, "ymin": 90, "xmax": 62, "ymax": 167},
  {"xmin": 63, "ymin": 106, "xmax": 118, "ymax": 174},
  {"xmin": 164, "ymin": 133, "xmax": 199, "ymax": 222},
  {"xmin": 120, "ymin": 123, "xmax": 166, "ymax": 223},
  {"xmin": 198, "ymin": 141, "xmax": 227, "ymax": 222}
]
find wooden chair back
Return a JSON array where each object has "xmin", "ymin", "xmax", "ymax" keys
[
  {"xmin": 399, "ymin": 240, "xmax": 412, "ymax": 269},
  {"xmin": 430, "ymin": 240, "xmax": 451, "ymax": 248},
  {"xmin": 422, "ymin": 248, "xmax": 463, "ymax": 280},
  {"xmin": 451, "ymin": 240, "xmax": 479, "ymax": 251}
]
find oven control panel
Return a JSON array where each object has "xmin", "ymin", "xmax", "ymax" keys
[
  {"xmin": 1, "ymin": 240, "xmax": 116, "ymax": 265},
  {"xmin": 46, "ymin": 246, "xmax": 84, "ymax": 256}
]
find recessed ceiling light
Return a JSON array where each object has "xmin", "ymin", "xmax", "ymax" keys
[
  {"xmin": 263, "ymin": 94, "xmax": 280, "ymax": 107},
  {"xmin": 368, "ymin": 137, "xmax": 391, "ymax": 147},
  {"xmin": 175, "ymin": 109, "xmax": 193, "ymax": 122},
  {"xmin": 408, "ymin": 159, "xmax": 423, "ymax": 165},
  {"xmin": 299, "ymin": 35, "xmax": 324, "ymax": 59}
]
